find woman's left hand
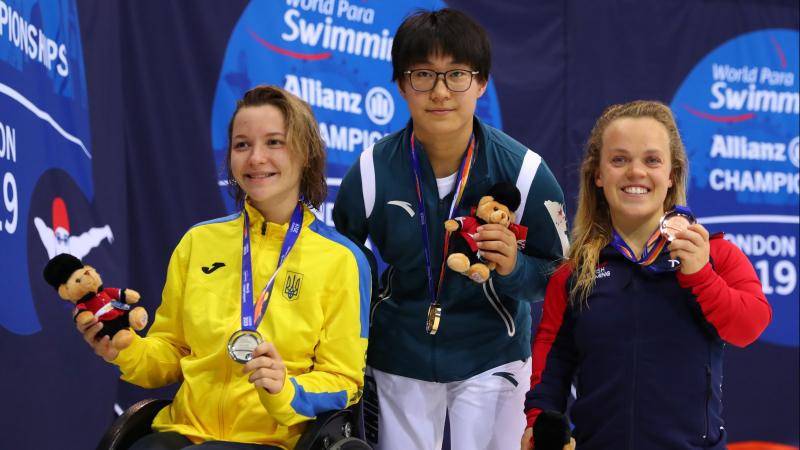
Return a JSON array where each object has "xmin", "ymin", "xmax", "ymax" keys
[
  {"xmin": 475, "ymin": 224, "xmax": 518, "ymax": 276},
  {"xmin": 243, "ymin": 341, "xmax": 286, "ymax": 394},
  {"xmin": 668, "ymin": 223, "xmax": 711, "ymax": 275}
]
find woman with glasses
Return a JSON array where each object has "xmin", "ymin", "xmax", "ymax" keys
[{"xmin": 333, "ymin": 8, "xmax": 567, "ymax": 450}]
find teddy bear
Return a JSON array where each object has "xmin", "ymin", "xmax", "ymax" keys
[
  {"xmin": 43, "ymin": 253, "xmax": 148, "ymax": 350},
  {"xmin": 445, "ymin": 182, "xmax": 528, "ymax": 283}
]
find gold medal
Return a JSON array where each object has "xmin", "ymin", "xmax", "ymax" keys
[{"xmin": 426, "ymin": 303, "xmax": 442, "ymax": 335}]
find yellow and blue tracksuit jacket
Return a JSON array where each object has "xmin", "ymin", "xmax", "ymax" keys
[{"xmin": 112, "ymin": 202, "xmax": 370, "ymax": 449}]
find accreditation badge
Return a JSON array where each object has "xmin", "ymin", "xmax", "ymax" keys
[{"xmin": 227, "ymin": 329, "xmax": 263, "ymax": 363}]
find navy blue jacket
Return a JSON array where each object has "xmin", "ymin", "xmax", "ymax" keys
[
  {"xmin": 525, "ymin": 236, "xmax": 771, "ymax": 449},
  {"xmin": 334, "ymin": 117, "xmax": 567, "ymax": 382}
]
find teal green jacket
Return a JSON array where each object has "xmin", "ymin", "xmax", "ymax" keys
[{"xmin": 334, "ymin": 118, "xmax": 567, "ymax": 382}]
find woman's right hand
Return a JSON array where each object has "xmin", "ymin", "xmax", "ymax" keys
[
  {"xmin": 521, "ymin": 426, "xmax": 533, "ymax": 450},
  {"xmin": 77, "ymin": 317, "xmax": 120, "ymax": 362}
]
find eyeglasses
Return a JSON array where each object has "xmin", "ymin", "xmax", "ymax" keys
[{"xmin": 403, "ymin": 69, "xmax": 480, "ymax": 92}]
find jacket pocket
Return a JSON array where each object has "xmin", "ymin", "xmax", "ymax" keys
[
  {"xmin": 483, "ymin": 278, "xmax": 515, "ymax": 336},
  {"xmin": 370, "ymin": 266, "xmax": 394, "ymax": 326}
]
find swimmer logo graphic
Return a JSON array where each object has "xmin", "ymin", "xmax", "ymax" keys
[
  {"xmin": 33, "ymin": 197, "xmax": 113, "ymax": 260},
  {"xmin": 210, "ymin": 0, "xmax": 504, "ymax": 216},
  {"xmin": 0, "ymin": 0, "xmax": 93, "ymax": 335},
  {"xmin": 671, "ymin": 29, "xmax": 799, "ymax": 347}
]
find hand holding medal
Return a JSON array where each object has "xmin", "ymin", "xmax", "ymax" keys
[
  {"xmin": 659, "ymin": 206, "xmax": 696, "ymax": 242},
  {"xmin": 243, "ymin": 341, "xmax": 286, "ymax": 394},
  {"xmin": 662, "ymin": 206, "xmax": 711, "ymax": 275}
]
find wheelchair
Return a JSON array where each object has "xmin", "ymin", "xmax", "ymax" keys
[{"xmin": 96, "ymin": 398, "xmax": 372, "ymax": 450}]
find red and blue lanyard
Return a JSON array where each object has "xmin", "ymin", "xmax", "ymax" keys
[
  {"xmin": 240, "ymin": 202, "xmax": 304, "ymax": 331},
  {"xmin": 611, "ymin": 227, "xmax": 669, "ymax": 272},
  {"xmin": 409, "ymin": 132, "xmax": 476, "ymax": 307}
]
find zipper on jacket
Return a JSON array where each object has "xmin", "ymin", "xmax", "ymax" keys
[
  {"xmin": 703, "ymin": 364, "xmax": 711, "ymax": 445},
  {"xmin": 432, "ymin": 333, "xmax": 439, "ymax": 381},
  {"xmin": 629, "ymin": 278, "xmax": 640, "ymax": 450},
  {"xmin": 218, "ymin": 361, "xmax": 233, "ymax": 439},
  {"xmin": 435, "ymin": 196, "xmax": 448, "ymax": 293},
  {"xmin": 261, "ymin": 221, "xmax": 267, "ymax": 236},
  {"xmin": 431, "ymin": 196, "xmax": 448, "ymax": 382}
]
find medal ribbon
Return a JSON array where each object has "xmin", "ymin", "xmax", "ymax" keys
[
  {"xmin": 611, "ymin": 227, "xmax": 667, "ymax": 269},
  {"xmin": 240, "ymin": 201, "xmax": 304, "ymax": 331},
  {"xmin": 409, "ymin": 132, "xmax": 476, "ymax": 307},
  {"xmin": 672, "ymin": 205, "xmax": 693, "ymax": 217}
]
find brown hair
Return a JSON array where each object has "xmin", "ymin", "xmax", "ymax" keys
[
  {"xmin": 568, "ymin": 100, "xmax": 688, "ymax": 304},
  {"xmin": 225, "ymin": 85, "xmax": 327, "ymax": 209}
]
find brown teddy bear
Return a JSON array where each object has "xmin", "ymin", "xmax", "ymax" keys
[
  {"xmin": 43, "ymin": 253, "xmax": 148, "ymax": 349},
  {"xmin": 445, "ymin": 182, "xmax": 528, "ymax": 283}
]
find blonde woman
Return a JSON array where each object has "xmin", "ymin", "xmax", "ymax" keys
[{"xmin": 522, "ymin": 100, "xmax": 771, "ymax": 450}]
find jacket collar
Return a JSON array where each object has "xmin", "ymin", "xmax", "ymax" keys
[
  {"xmin": 401, "ymin": 116, "xmax": 491, "ymax": 202},
  {"xmin": 243, "ymin": 199, "xmax": 315, "ymax": 238}
]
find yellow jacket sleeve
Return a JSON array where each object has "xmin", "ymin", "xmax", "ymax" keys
[
  {"xmin": 258, "ymin": 246, "xmax": 369, "ymax": 426},
  {"xmin": 112, "ymin": 232, "xmax": 192, "ymax": 388}
]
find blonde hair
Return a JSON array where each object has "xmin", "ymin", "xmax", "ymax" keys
[
  {"xmin": 568, "ymin": 100, "xmax": 688, "ymax": 304},
  {"xmin": 225, "ymin": 85, "xmax": 327, "ymax": 209}
]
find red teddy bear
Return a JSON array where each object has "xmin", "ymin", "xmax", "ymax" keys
[
  {"xmin": 44, "ymin": 253, "xmax": 148, "ymax": 350},
  {"xmin": 445, "ymin": 182, "xmax": 528, "ymax": 283}
]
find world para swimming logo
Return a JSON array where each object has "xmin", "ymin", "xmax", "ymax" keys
[
  {"xmin": 671, "ymin": 29, "xmax": 799, "ymax": 347},
  {"xmin": 209, "ymin": 0, "xmax": 503, "ymax": 215}
]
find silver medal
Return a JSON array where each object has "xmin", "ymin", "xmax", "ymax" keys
[{"xmin": 227, "ymin": 329, "xmax": 263, "ymax": 363}]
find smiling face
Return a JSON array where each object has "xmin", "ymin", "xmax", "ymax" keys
[
  {"xmin": 595, "ymin": 117, "xmax": 673, "ymax": 233},
  {"xmin": 229, "ymin": 104, "xmax": 302, "ymax": 221},
  {"xmin": 398, "ymin": 53, "xmax": 486, "ymax": 145}
]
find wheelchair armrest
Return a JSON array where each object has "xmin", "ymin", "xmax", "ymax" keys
[
  {"xmin": 96, "ymin": 398, "xmax": 172, "ymax": 450},
  {"xmin": 295, "ymin": 407, "xmax": 370, "ymax": 450}
]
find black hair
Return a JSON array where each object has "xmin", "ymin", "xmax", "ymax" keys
[{"xmin": 391, "ymin": 8, "xmax": 491, "ymax": 84}]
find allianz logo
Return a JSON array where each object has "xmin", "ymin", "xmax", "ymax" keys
[{"xmin": 285, "ymin": 74, "xmax": 394, "ymax": 125}]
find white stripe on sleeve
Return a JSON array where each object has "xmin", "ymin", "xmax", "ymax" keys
[
  {"xmin": 514, "ymin": 150, "xmax": 541, "ymax": 223},
  {"xmin": 359, "ymin": 145, "xmax": 376, "ymax": 218}
]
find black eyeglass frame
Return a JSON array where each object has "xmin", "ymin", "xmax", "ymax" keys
[{"xmin": 402, "ymin": 69, "xmax": 481, "ymax": 92}]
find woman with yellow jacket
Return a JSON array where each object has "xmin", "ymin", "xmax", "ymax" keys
[{"xmin": 78, "ymin": 85, "xmax": 371, "ymax": 450}]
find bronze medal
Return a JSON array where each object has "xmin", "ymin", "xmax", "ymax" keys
[{"xmin": 659, "ymin": 209, "xmax": 697, "ymax": 242}]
